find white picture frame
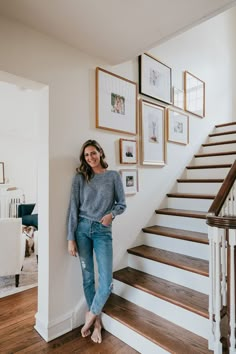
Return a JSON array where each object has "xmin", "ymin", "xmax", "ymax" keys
[
  {"xmin": 120, "ymin": 169, "xmax": 138, "ymax": 195},
  {"xmin": 167, "ymin": 108, "xmax": 189, "ymax": 145},
  {"xmin": 140, "ymin": 99, "xmax": 166, "ymax": 166}
]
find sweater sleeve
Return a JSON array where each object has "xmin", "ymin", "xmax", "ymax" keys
[
  {"xmin": 111, "ymin": 172, "xmax": 127, "ymax": 218},
  {"xmin": 67, "ymin": 175, "xmax": 80, "ymax": 241}
]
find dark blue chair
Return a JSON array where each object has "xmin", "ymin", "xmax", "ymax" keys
[{"xmin": 18, "ymin": 203, "xmax": 38, "ymax": 229}]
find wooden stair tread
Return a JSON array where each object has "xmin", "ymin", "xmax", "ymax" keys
[
  {"xmin": 202, "ymin": 139, "xmax": 236, "ymax": 147},
  {"xmin": 195, "ymin": 151, "xmax": 236, "ymax": 157},
  {"xmin": 127, "ymin": 245, "xmax": 209, "ymax": 276},
  {"xmin": 186, "ymin": 163, "xmax": 232, "ymax": 169},
  {"xmin": 113, "ymin": 267, "xmax": 208, "ymax": 318},
  {"xmin": 155, "ymin": 208, "xmax": 207, "ymax": 219},
  {"xmin": 215, "ymin": 121, "xmax": 236, "ymax": 128},
  {"xmin": 177, "ymin": 178, "xmax": 223, "ymax": 183},
  {"xmin": 142, "ymin": 225, "xmax": 208, "ymax": 244},
  {"xmin": 103, "ymin": 294, "xmax": 212, "ymax": 354},
  {"xmin": 167, "ymin": 192, "xmax": 215, "ymax": 199},
  {"xmin": 209, "ymin": 130, "xmax": 236, "ymax": 137}
]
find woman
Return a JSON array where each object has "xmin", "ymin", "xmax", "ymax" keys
[{"xmin": 67, "ymin": 139, "xmax": 126, "ymax": 343}]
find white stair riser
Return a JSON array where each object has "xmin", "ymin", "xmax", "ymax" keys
[
  {"xmin": 167, "ymin": 197, "xmax": 212, "ymax": 211},
  {"xmin": 101, "ymin": 313, "xmax": 167, "ymax": 354},
  {"xmin": 214, "ymin": 124, "xmax": 236, "ymax": 133},
  {"xmin": 208, "ymin": 133, "xmax": 236, "ymax": 143},
  {"xmin": 128, "ymin": 254, "xmax": 209, "ymax": 294},
  {"xmin": 177, "ymin": 182, "xmax": 221, "ymax": 194},
  {"xmin": 155, "ymin": 214, "xmax": 207, "ymax": 233},
  {"xmin": 193, "ymin": 154, "xmax": 236, "ymax": 165},
  {"xmin": 143, "ymin": 233, "xmax": 209, "ymax": 260},
  {"xmin": 201, "ymin": 143, "xmax": 236, "ymax": 154},
  {"xmin": 186, "ymin": 167, "xmax": 230, "ymax": 179},
  {"xmin": 113, "ymin": 280, "xmax": 209, "ymax": 340}
]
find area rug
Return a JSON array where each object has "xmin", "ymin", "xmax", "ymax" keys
[{"xmin": 0, "ymin": 254, "xmax": 38, "ymax": 298}]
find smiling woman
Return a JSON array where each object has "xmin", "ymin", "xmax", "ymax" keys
[{"xmin": 67, "ymin": 139, "xmax": 126, "ymax": 344}]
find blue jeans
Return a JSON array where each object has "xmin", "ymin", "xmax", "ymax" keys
[{"xmin": 75, "ymin": 217, "xmax": 113, "ymax": 315}]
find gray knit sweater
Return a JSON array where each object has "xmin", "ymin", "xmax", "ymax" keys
[{"xmin": 67, "ymin": 170, "xmax": 126, "ymax": 241}]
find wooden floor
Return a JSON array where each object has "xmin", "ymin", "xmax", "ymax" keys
[{"xmin": 0, "ymin": 287, "xmax": 139, "ymax": 354}]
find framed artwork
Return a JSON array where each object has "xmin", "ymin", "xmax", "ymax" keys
[
  {"xmin": 0, "ymin": 162, "xmax": 5, "ymax": 184},
  {"xmin": 184, "ymin": 71, "xmax": 205, "ymax": 118},
  {"xmin": 173, "ymin": 87, "xmax": 184, "ymax": 110},
  {"xmin": 139, "ymin": 53, "xmax": 172, "ymax": 104},
  {"xmin": 119, "ymin": 139, "xmax": 137, "ymax": 164},
  {"xmin": 120, "ymin": 169, "xmax": 138, "ymax": 195},
  {"xmin": 167, "ymin": 108, "xmax": 189, "ymax": 145},
  {"xmin": 140, "ymin": 99, "xmax": 166, "ymax": 166},
  {"xmin": 96, "ymin": 67, "xmax": 137, "ymax": 135}
]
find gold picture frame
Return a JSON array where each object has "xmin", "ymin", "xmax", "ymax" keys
[
  {"xmin": 0, "ymin": 162, "xmax": 5, "ymax": 184},
  {"xmin": 119, "ymin": 139, "xmax": 137, "ymax": 164},
  {"xmin": 96, "ymin": 67, "xmax": 137, "ymax": 135},
  {"xmin": 184, "ymin": 71, "xmax": 205, "ymax": 118}
]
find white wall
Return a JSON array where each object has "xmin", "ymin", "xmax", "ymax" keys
[
  {"xmin": 0, "ymin": 6, "xmax": 235, "ymax": 341},
  {"xmin": 0, "ymin": 80, "xmax": 40, "ymax": 203}
]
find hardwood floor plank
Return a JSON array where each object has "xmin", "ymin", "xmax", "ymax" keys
[{"xmin": 0, "ymin": 288, "xmax": 139, "ymax": 354}]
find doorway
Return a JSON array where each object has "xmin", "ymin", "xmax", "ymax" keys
[{"xmin": 0, "ymin": 71, "xmax": 49, "ymax": 302}]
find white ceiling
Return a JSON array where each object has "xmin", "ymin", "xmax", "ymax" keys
[{"xmin": 0, "ymin": 0, "xmax": 235, "ymax": 65}]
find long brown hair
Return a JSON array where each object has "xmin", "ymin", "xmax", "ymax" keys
[{"xmin": 77, "ymin": 140, "xmax": 108, "ymax": 181}]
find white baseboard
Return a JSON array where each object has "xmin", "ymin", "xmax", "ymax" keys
[{"xmin": 34, "ymin": 311, "xmax": 73, "ymax": 342}]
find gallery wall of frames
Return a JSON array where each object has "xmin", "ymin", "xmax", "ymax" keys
[{"xmin": 95, "ymin": 53, "xmax": 205, "ymax": 195}]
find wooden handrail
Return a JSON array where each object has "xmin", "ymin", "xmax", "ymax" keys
[
  {"xmin": 208, "ymin": 160, "xmax": 236, "ymax": 216},
  {"xmin": 206, "ymin": 215, "xmax": 236, "ymax": 229}
]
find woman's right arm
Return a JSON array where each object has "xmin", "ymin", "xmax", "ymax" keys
[{"xmin": 67, "ymin": 175, "xmax": 80, "ymax": 242}]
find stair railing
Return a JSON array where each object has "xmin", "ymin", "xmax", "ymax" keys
[{"xmin": 206, "ymin": 160, "xmax": 236, "ymax": 354}]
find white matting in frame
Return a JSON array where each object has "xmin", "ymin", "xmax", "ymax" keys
[
  {"xmin": 167, "ymin": 108, "xmax": 189, "ymax": 145},
  {"xmin": 140, "ymin": 99, "xmax": 166, "ymax": 166},
  {"xmin": 96, "ymin": 67, "xmax": 137, "ymax": 135}
]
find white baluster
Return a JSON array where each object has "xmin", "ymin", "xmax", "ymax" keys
[
  {"xmin": 233, "ymin": 182, "xmax": 236, "ymax": 215},
  {"xmin": 208, "ymin": 225, "xmax": 215, "ymax": 350},
  {"xmin": 213, "ymin": 226, "xmax": 223, "ymax": 354},
  {"xmin": 221, "ymin": 229, "xmax": 227, "ymax": 306},
  {"xmin": 229, "ymin": 229, "xmax": 236, "ymax": 354}
]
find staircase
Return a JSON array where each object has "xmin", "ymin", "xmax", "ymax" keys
[{"xmin": 102, "ymin": 121, "xmax": 236, "ymax": 353}]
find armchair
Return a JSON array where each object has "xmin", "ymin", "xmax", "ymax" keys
[
  {"xmin": 0, "ymin": 218, "xmax": 25, "ymax": 287},
  {"xmin": 18, "ymin": 203, "xmax": 38, "ymax": 229}
]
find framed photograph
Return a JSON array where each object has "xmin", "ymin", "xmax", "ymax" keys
[
  {"xmin": 139, "ymin": 53, "xmax": 172, "ymax": 104},
  {"xmin": 167, "ymin": 108, "xmax": 189, "ymax": 145},
  {"xmin": 119, "ymin": 139, "xmax": 137, "ymax": 164},
  {"xmin": 120, "ymin": 169, "xmax": 138, "ymax": 195},
  {"xmin": 0, "ymin": 162, "xmax": 5, "ymax": 184},
  {"xmin": 96, "ymin": 67, "xmax": 137, "ymax": 135},
  {"xmin": 173, "ymin": 87, "xmax": 184, "ymax": 110},
  {"xmin": 184, "ymin": 71, "xmax": 205, "ymax": 118},
  {"xmin": 140, "ymin": 99, "xmax": 166, "ymax": 166}
]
